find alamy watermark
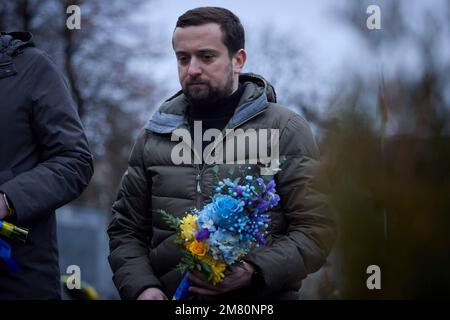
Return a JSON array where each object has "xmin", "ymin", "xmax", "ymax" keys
[
  {"xmin": 366, "ymin": 4, "xmax": 381, "ymax": 30},
  {"xmin": 366, "ymin": 264, "xmax": 381, "ymax": 290},
  {"xmin": 65, "ymin": 264, "xmax": 81, "ymax": 290},
  {"xmin": 171, "ymin": 121, "xmax": 281, "ymax": 175},
  {"xmin": 66, "ymin": 5, "xmax": 81, "ymax": 30}
]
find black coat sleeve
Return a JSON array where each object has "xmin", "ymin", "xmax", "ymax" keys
[
  {"xmin": 107, "ymin": 130, "xmax": 162, "ymax": 300},
  {"xmin": 0, "ymin": 51, "xmax": 93, "ymax": 226}
]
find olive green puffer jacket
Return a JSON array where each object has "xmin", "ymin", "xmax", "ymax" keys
[{"xmin": 108, "ymin": 73, "xmax": 336, "ymax": 300}]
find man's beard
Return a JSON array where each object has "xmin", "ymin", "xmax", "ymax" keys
[{"xmin": 183, "ymin": 70, "xmax": 234, "ymax": 106}]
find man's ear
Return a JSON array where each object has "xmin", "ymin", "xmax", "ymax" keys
[{"xmin": 233, "ymin": 49, "xmax": 247, "ymax": 74}]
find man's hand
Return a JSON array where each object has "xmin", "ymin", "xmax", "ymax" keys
[
  {"xmin": 0, "ymin": 193, "xmax": 7, "ymax": 219},
  {"xmin": 137, "ymin": 287, "xmax": 168, "ymax": 300},
  {"xmin": 188, "ymin": 262, "xmax": 254, "ymax": 296}
]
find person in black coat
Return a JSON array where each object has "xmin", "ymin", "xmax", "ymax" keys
[{"xmin": 0, "ymin": 32, "xmax": 94, "ymax": 299}]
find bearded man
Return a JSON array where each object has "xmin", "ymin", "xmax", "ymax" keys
[{"xmin": 108, "ymin": 7, "xmax": 336, "ymax": 300}]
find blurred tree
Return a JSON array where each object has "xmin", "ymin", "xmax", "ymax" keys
[
  {"xmin": 245, "ymin": 25, "xmax": 312, "ymax": 107},
  {"xmin": 1, "ymin": 0, "xmax": 162, "ymax": 210},
  {"xmin": 305, "ymin": 0, "xmax": 450, "ymax": 298}
]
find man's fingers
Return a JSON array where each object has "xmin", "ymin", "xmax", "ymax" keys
[
  {"xmin": 190, "ymin": 270, "xmax": 208, "ymax": 281},
  {"xmin": 188, "ymin": 272, "xmax": 221, "ymax": 291},
  {"xmin": 189, "ymin": 286, "xmax": 221, "ymax": 296},
  {"xmin": 223, "ymin": 265, "xmax": 244, "ymax": 276}
]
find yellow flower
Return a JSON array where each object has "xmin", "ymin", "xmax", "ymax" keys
[
  {"xmin": 206, "ymin": 258, "xmax": 226, "ymax": 285},
  {"xmin": 180, "ymin": 214, "xmax": 197, "ymax": 242},
  {"xmin": 188, "ymin": 240, "xmax": 207, "ymax": 257}
]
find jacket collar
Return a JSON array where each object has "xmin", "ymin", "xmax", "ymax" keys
[
  {"xmin": 0, "ymin": 32, "xmax": 34, "ymax": 56},
  {"xmin": 0, "ymin": 32, "xmax": 34, "ymax": 79},
  {"xmin": 145, "ymin": 73, "xmax": 276, "ymax": 134}
]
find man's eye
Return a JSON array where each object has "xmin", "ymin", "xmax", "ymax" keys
[
  {"xmin": 178, "ymin": 56, "xmax": 189, "ymax": 64},
  {"xmin": 202, "ymin": 55, "xmax": 214, "ymax": 61}
]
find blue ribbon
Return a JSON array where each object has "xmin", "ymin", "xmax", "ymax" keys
[
  {"xmin": 0, "ymin": 237, "xmax": 20, "ymax": 273},
  {"xmin": 172, "ymin": 272, "xmax": 193, "ymax": 300}
]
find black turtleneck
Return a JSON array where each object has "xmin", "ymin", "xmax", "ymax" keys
[{"xmin": 187, "ymin": 84, "xmax": 245, "ymax": 152}]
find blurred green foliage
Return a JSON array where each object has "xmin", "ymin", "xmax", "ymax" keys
[{"xmin": 314, "ymin": 73, "xmax": 450, "ymax": 298}]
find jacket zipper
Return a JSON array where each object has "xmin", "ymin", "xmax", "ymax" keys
[
  {"xmin": 196, "ymin": 166, "xmax": 203, "ymax": 209},
  {"xmin": 183, "ymin": 106, "xmax": 268, "ymax": 209}
]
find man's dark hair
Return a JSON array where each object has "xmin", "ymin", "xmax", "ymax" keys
[{"xmin": 175, "ymin": 7, "xmax": 245, "ymax": 56}]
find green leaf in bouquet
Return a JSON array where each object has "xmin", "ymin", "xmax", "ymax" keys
[
  {"xmin": 233, "ymin": 177, "xmax": 241, "ymax": 185},
  {"xmin": 177, "ymin": 263, "xmax": 189, "ymax": 275},
  {"xmin": 178, "ymin": 256, "xmax": 192, "ymax": 274},
  {"xmin": 200, "ymin": 261, "xmax": 212, "ymax": 274},
  {"xmin": 200, "ymin": 262, "xmax": 214, "ymax": 282},
  {"xmin": 173, "ymin": 236, "xmax": 183, "ymax": 246},
  {"xmin": 179, "ymin": 251, "xmax": 199, "ymax": 272},
  {"xmin": 211, "ymin": 165, "xmax": 221, "ymax": 184},
  {"xmin": 152, "ymin": 209, "xmax": 180, "ymax": 230}
]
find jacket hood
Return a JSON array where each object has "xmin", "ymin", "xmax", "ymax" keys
[
  {"xmin": 145, "ymin": 73, "xmax": 277, "ymax": 134},
  {"xmin": 0, "ymin": 32, "xmax": 34, "ymax": 79},
  {"xmin": 0, "ymin": 31, "xmax": 34, "ymax": 56}
]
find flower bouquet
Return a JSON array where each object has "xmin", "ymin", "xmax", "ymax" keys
[
  {"xmin": 156, "ymin": 175, "xmax": 280, "ymax": 300},
  {"xmin": 0, "ymin": 220, "xmax": 28, "ymax": 273}
]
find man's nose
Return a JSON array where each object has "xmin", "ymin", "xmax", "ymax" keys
[{"xmin": 187, "ymin": 58, "xmax": 202, "ymax": 77}]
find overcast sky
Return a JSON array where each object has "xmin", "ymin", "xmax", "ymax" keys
[
  {"xmin": 137, "ymin": 0, "xmax": 370, "ymax": 100},
  {"xmin": 131, "ymin": 0, "xmax": 449, "ymax": 113}
]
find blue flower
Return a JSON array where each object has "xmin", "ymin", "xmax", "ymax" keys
[
  {"xmin": 256, "ymin": 177, "xmax": 265, "ymax": 188},
  {"xmin": 208, "ymin": 229, "xmax": 243, "ymax": 264},
  {"xmin": 197, "ymin": 205, "xmax": 216, "ymax": 232},
  {"xmin": 195, "ymin": 228, "xmax": 210, "ymax": 241},
  {"xmin": 255, "ymin": 195, "xmax": 269, "ymax": 213},
  {"xmin": 233, "ymin": 185, "xmax": 244, "ymax": 196},
  {"xmin": 269, "ymin": 193, "xmax": 280, "ymax": 208},
  {"xmin": 211, "ymin": 194, "xmax": 243, "ymax": 228},
  {"xmin": 266, "ymin": 180, "xmax": 276, "ymax": 193},
  {"xmin": 255, "ymin": 232, "xmax": 267, "ymax": 245},
  {"xmin": 223, "ymin": 178, "xmax": 235, "ymax": 187}
]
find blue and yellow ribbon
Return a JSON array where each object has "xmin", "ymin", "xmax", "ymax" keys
[
  {"xmin": 0, "ymin": 220, "xmax": 27, "ymax": 273},
  {"xmin": 0, "ymin": 220, "xmax": 28, "ymax": 243},
  {"xmin": 172, "ymin": 272, "xmax": 193, "ymax": 300},
  {"xmin": 0, "ymin": 237, "xmax": 20, "ymax": 273}
]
